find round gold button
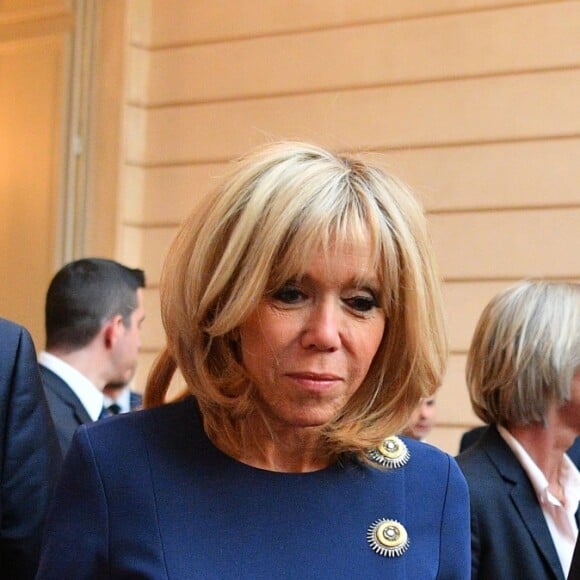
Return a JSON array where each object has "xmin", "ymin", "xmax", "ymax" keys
[
  {"xmin": 367, "ymin": 519, "xmax": 410, "ymax": 557},
  {"xmin": 378, "ymin": 437, "xmax": 402, "ymax": 459},
  {"xmin": 368, "ymin": 436, "xmax": 410, "ymax": 469}
]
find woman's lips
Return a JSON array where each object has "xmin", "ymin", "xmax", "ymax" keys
[{"xmin": 285, "ymin": 372, "xmax": 342, "ymax": 391}]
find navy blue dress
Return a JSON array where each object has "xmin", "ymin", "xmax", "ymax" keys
[{"xmin": 37, "ymin": 397, "xmax": 470, "ymax": 579}]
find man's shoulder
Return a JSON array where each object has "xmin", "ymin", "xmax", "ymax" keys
[
  {"xmin": 0, "ymin": 317, "xmax": 22, "ymax": 340},
  {"xmin": 39, "ymin": 364, "xmax": 69, "ymax": 392},
  {"xmin": 0, "ymin": 318, "xmax": 33, "ymax": 359},
  {"xmin": 39, "ymin": 364, "xmax": 88, "ymax": 424},
  {"xmin": 0, "ymin": 320, "xmax": 41, "ymax": 404}
]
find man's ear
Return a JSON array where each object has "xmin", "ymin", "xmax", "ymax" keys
[{"xmin": 103, "ymin": 315, "xmax": 124, "ymax": 349}]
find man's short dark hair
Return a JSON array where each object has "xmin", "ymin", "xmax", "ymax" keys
[{"xmin": 45, "ymin": 258, "xmax": 145, "ymax": 351}]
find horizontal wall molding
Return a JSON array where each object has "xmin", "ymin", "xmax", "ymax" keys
[
  {"xmin": 131, "ymin": 0, "xmax": 564, "ymax": 49},
  {"xmin": 119, "ymin": 137, "xmax": 580, "ymax": 224},
  {"xmin": 125, "ymin": 70, "xmax": 580, "ymax": 165},
  {"xmin": 127, "ymin": 3, "xmax": 580, "ymax": 107}
]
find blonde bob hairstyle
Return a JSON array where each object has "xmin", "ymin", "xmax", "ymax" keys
[
  {"xmin": 466, "ymin": 281, "xmax": 580, "ymax": 427},
  {"xmin": 146, "ymin": 141, "xmax": 447, "ymax": 460}
]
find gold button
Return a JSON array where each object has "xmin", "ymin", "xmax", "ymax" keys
[
  {"xmin": 367, "ymin": 519, "xmax": 410, "ymax": 558},
  {"xmin": 368, "ymin": 436, "xmax": 410, "ymax": 469}
]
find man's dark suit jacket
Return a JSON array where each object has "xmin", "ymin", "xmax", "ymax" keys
[
  {"xmin": 41, "ymin": 366, "xmax": 143, "ymax": 454},
  {"xmin": 39, "ymin": 364, "xmax": 93, "ymax": 456},
  {"xmin": 0, "ymin": 319, "xmax": 62, "ymax": 579},
  {"xmin": 456, "ymin": 425, "xmax": 580, "ymax": 580}
]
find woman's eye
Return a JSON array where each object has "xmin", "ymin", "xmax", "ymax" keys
[
  {"xmin": 345, "ymin": 295, "xmax": 378, "ymax": 313},
  {"xmin": 272, "ymin": 285, "xmax": 305, "ymax": 304}
]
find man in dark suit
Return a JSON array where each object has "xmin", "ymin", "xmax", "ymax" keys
[
  {"xmin": 39, "ymin": 258, "xmax": 146, "ymax": 454},
  {"xmin": 456, "ymin": 281, "xmax": 580, "ymax": 580},
  {"xmin": 0, "ymin": 318, "xmax": 61, "ymax": 579}
]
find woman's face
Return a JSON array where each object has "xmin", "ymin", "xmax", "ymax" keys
[{"xmin": 239, "ymin": 244, "xmax": 386, "ymax": 431}]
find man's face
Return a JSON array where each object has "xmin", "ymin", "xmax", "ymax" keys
[{"xmin": 109, "ymin": 288, "xmax": 145, "ymax": 385}]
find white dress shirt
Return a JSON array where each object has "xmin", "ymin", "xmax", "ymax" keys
[
  {"xmin": 498, "ymin": 425, "xmax": 580, "ymax": 576},
  {"xmin": 38, "ymin": 351, "xmax": 104, "ymax": 421},
  {"xmin": 102, "ymin": 387, "xmax": 131, "ymax": 414}
]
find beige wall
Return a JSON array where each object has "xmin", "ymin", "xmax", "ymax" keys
[
  {"xmin": 0, "ymin": 0, "xmax": 73, "ymax": 343},
  {"xmin": 115, "ymin": 0, "xmax": 580, "ymax": 455},
  {"xmin": 2, "ymin": 1, "xmax": 578, "ymax": 455},
  {"xmin": 0, "ymin": 0, "xmax": 128, "ymax": 346}
]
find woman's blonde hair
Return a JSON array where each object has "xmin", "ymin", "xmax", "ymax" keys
[
  {"xmin": 145, "ymin": 141, "xmax": 447, "ymax": 459},
  {"xmin": 466, "ymin": 281, "xmax": 580, "ymax": 426}
]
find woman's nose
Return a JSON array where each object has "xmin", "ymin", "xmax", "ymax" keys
[{"xmin": 300, "ymin": 300, "xmax": 342, "ymax": 351}]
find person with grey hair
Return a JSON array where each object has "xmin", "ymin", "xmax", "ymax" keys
[
  {"xmin": 37, "ymin": 142, "xmax": 470, "ymax": 578},
  {"xmin": 457, "ymin": 281, "xmax": 580, "ymax": 580}
]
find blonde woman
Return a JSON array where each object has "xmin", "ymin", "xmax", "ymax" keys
[
  {"xmin": 457, "ymin": 281, "xmax": 580, "ymax": 580},
  {"xmin": 38, "ymin": 142, "xmax": 470, "ymax": 578}
]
